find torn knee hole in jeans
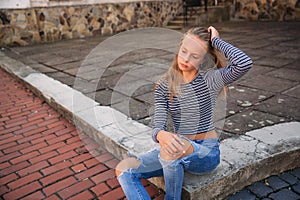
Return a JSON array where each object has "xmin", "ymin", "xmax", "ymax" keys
[{"xmin": 117, "ymin": 157, "xmax": 142, "ymax": 178}]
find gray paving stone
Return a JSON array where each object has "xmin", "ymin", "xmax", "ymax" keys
[
  {"xmin": 63, "ymin": 67, "xmax": 80, "ymax": 76},
  {"xmin": 132, "ymin": 83, "xmax": 155, "ymax": 97},
  {"xmin": 112, "ymin": 78, "xmax": 153, "ymax": 97},
  {"xmin": 134, "ymin": 57, "xmax": 173, "ymax": 71},
  {"xmin": 52, "ymin": 46, "xmax": 91, "ymax": 56},
  {"xmin": 145, "ymin": 74, "xmax": 165, "ymax": 83},
  {"xmin": 278, "ymin": 172, "xmax": 299, "ymax": 185},
  {"xmin": 238, "ymin": 74, "xmax": 298, "ymax": 93},
  {"xmin": 134, "ymin": 92, "xmax": 155, "ymax": 105},
  {"xmin": 112, "ymin": 99, "xmax": 153, "ymax": 120},
  {"xmin": 276, "ymin": 50, "xmax": 300, "ymax": 60},
  {"xmin": 225, "ymin": 85, "xmax": 273, "ymax": 114},
  {"xmin": 245, "ymin": 48, "xmax": 280, "ymax": 59},
  {"xmin": 291, "ymin": 168, "xmax": 300, "ymax": 179},
  {"xmin": 226, "ymin": 189, "xmax": 256, "ymax": 200},
  {"xmin": 75, "ymin": 68, "xmax": 111, "ymax": 81},
  {"xmin": 86, "ymin": 89, "xmax": 129, "ymax": 106},
  {"xmin": 30, "ymin": 63, "xmax": 57, "ymax": 73},
  {"xmin": 269, "ymin": 188, "xmax": 300, "ymax": 200},
  {"xmin": 73, "ymin": 78, "xmax": 98, "ymax": 94},
  {"xmin": 51, "ymin": 61, "xmax": 81, "ymax": 70},
  {"xmin": 4, "ymin": 52, "xmax": 37, "ymax": 65},
  {"xmin": 108, "ymin": 62, "xmax": 142, "ymax": 74},
  {"xmin": 46, "ymin": 71, "xmax": 75, "ymax": 86},
  {"xmin": 247, "ymin": 182, "xmax": 273, "ymax": 198},
  {"xmin": 12, "ymin": 44, "xmax": 49, "ymax": 57},
  {"xmin": 157, "ymin": 53, "xmax": 174, "ymax": 61},
  {"xmin": 237, "ymin": 39, "xmax": 273, "ymax": 49},
  {"xmin": 221, "ymin": 110, "xmax": 286, "ymax": 134},
  {"xmin": 288, "ymin": 58, "xmax": 300, "ymax": 69},
  {"xmin": 22, "ymin": 52, "xmax": 53, "ymax": 63},
  {"xmin": 265, "ymin": 68, "xmax": 300, "ymax": 82},
  {"xmin": 254, "ymin": 57, "xmax": 293, "ymax": 68},
  {"xmin": 109, "ymin": 48, "xmax": 170, "ymax": 67},
  {"xmin": 238, "ymin": 65, "xmax": 275, "ymax": 81},
  {"xmin": 254, "ymin": 94, "xmax": 300, "ymax": 121},
  {"xmin": 292, "ymin": 183, "xmax": 300, "ymax": 195},
  {"xmin": 126, "ymin": 64, "xmax": 166, "ymax": 79},
  {"xmin": 71, "ymin": 62, "xmax": 105, "ymax": 74},
  {"xmin": 95, "ymin": 73, "xmax": 124, "ymax": 90},
  {"xmin": 43, "ymin": 56, "xmax": 79, "ymax": 66},
  {"xmin": 265, "ymin": 176, "xmax": 289, "ymax": 190},
  {"xmin": 282, "ymin": 85, "xmax": 300, "ymax": 99}
]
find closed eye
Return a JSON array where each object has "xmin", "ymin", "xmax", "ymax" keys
[{"xmin": 192, "ymin": 55, "xmax": 200, "ymax": 59}]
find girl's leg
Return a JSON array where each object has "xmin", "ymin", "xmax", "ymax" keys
[
  {"xmin": 159, "ymin": 158, "xmax": 185, "ymax": 200},
  {"xmin": 158, "ymin": 138, "xmax": 220, "ymax": 200},
  {"xmin": 183, "ymin": 138, "xmax": 220, "ymax": 174},
  {"xmin": 117, "ymin": 149, "xmax": 163, "ymax": 200}
]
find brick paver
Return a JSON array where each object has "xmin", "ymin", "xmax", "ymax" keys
[{"xmin": 0, "ymin": 68, "xmax": 164, "ymax": 199}]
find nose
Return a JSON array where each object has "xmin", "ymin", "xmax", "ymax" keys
[{"xmin": 183, "ymin": 54, "xmax": 190, "ymax": 63}]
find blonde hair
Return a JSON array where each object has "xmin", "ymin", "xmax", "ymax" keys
[{"xmin": 158, "ymin": 27, "xmax": 227, "ymax": 101}]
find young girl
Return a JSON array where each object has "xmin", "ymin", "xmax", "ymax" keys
[{"xmin": 115, "ymin": 26, "xmax": 253, "ymax": 199}]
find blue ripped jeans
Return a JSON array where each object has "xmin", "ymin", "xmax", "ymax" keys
[{"xmin": 117, "ymin": 138, "xmax": 220, "ymax": 200}]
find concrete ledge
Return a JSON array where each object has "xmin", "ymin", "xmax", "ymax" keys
[{"xmin": 1, "ymin": 51, "xmax": 299, "ymax": 199}]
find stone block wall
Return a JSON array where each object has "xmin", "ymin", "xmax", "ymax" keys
[
  {"xmin": 0, "ymin": 1, "xmax": 181, "ymax": 46},
  {"xmin": 234, "ymin": 0, "xmax": 300, "ymax": 20}
]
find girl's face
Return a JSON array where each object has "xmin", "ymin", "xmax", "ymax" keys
[{"xmin": 177, "ymin": 34, "xmax": 208, "ymax": 73}]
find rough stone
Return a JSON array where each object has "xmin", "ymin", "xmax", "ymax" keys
[{"xmin": 0, "ymin": 1, "xmax": 182, "ymax": 46}]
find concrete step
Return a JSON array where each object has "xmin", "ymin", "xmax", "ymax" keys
[
  {"xmin": 166, "ymin": 5, "xmax": 231, "ymax": 30},
  {"xmin": 164, "ymin": 25, "xmax": 183, "ymax": 31}
]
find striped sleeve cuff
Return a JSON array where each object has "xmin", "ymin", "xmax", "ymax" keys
[{"xmin": 152, "ymin": 128, "xmax": 161, "ymax": 143}]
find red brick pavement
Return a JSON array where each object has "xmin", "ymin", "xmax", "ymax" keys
[{"xmin": 0, "ymin": 68, "xmax": 164, "ymax": 200}]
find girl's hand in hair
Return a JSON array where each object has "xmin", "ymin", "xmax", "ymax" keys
[{"xmin": 208, "ymin": 26, "xmax": 220, "ymax": 41}]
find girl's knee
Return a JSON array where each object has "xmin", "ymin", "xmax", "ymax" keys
[{"xmin": 115, "ymin": 157, "xmax": 141, "ymax": 177}]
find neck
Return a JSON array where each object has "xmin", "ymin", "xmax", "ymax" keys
[{"xmin": 182, "ymin": 69, "xmax": 198, "ymax": 83}]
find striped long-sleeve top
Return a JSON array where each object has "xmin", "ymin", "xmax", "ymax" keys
[{"xmin": 152, "ymin": 37, "xmax": 253, "ymax": 143}]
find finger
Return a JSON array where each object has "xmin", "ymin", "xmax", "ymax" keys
[
  {"xmin": 169, "ymin": 140, "xmax": 186, "ymax": 155},
  {"xmin": 173, "ymin": 135, "xmax": 185, "ymax": 145},
  {"xmin": 163, "ymin": 147, "xmax": 172, "ymax": 155},
  {"xmin": 168, "ymin": 140, "xmax": 180, "ymax": 153},
  {"xmin": 164, "ymin": 146, "xmax": 179, "ymax": 157}
]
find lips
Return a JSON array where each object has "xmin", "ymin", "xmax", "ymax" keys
[{"xmin": 180, "ymin": 63, "xmax": 189, "ymax": 69}]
